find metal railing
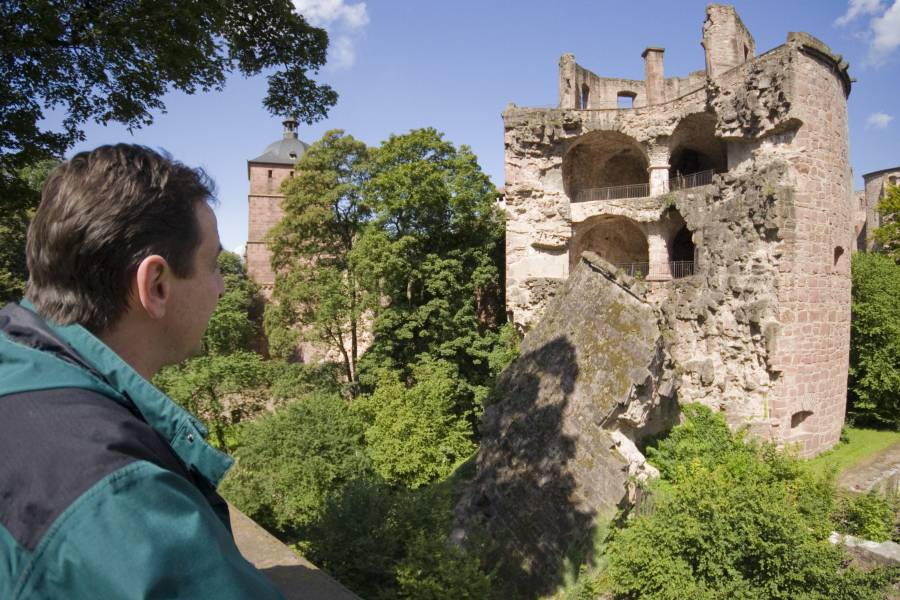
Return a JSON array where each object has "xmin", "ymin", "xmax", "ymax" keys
[
  {"xmin": 576, "ymin": 181, "xmax": 650, "ymax": 203},
  {"xmin": 575, "ymin": 169, "xmax": 715, "ymax": 203},
  {"xmin": 615, "ymin": 261, "xmax": 695, "ymax": 279},
  {"xmin": 616, "ymin": 262, "xmax": 649, "ymax": 278},
  {"xmin": 669, "ymin": 169, "xmax": 715, "ymax": 191},
  {"xmin": 670, "ymin": 260, "xmax": 695, "ymax": 278}
]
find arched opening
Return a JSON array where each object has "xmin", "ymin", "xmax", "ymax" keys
[
  {"xmin": 570, "ymin": 215, "xmax": 648, "ymax": 275},
  {"xmin": 617, "ymin": 91, "xmax": 636, "ymax": 109},
  {"xmin": 670, "ymin": 226, "xmax": 696, "ymax": 278},
  {"xmin": 581, "ymin": 84, "xmax": 590, "ymax": 109},
  {"xmin": 563, "ymin": 131, "xmax": 649, "ymax": 203},
  {"xmin": 668, "ymin": 113, "xmax": 727, "ymax": 184}
]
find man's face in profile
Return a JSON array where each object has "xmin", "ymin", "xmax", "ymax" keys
[{"xmin": 164, "ymin": 202, "xmax": 225, "ymax": 362}]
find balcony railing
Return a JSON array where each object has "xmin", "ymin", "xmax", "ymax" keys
[
  {"xmin": 615, "ymin": 261, "xmax": 695, "ymax": 279},
  {"xmin": 577, "ymin": 182, "xmax": 650, "ymax": 202},
  {"xmin": 669, "ymin": 169, "xmax": 715, "ymax": 191},
  {"xmin": 575, "ymin": 169, "xmax": 716, "ymax": 203}
]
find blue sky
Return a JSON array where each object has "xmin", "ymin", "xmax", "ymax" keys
[{"xmin": 58, "ymin": 0, "xmax": 900, "ymax": 253}]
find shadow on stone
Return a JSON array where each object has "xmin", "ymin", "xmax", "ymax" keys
[{"xmin": 455, "ymin": 253, "xmax": 674, "ymax": 598}]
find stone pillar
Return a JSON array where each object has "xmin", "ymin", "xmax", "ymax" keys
[
  {"xmin": 559, "ymin": 53, "xmax": 578, "ymax": 109},
  {"xmin": 642, "ymin": 47, "xmax": 665, "ymax": 106},
  {"xmin": 647, "ymin": 143, "xmax": 670, "ymax": 197},
  {"xmin": 649, "ymin": 166, "xmax": 670, "ymax": 197},
  {"xmin": 646, "ymin": 223, "xmax": 671, "ymax": 281}
]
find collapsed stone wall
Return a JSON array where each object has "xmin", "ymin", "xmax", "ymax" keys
[{"xmin": 455, "ymin": 252, "xmax": 676, "ymax": 598}]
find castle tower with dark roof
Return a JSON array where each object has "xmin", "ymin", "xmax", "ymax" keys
[{"xmin": 246, "ymin": 119, "xmax": 308, "ymax": 293}]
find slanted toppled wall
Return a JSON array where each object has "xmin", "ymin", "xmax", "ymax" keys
[{"xmin": 454, "ymin": 252, "xmax": 677, "ymax": 598}]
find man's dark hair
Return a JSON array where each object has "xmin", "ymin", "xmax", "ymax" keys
[{"xmin": 25, "ymin": 144, "xmax": 215, "ymax": 333}]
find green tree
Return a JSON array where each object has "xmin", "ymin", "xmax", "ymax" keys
[
  {"xmin": 2, "ymin": 0, "xmax": 335, "ymax": 172},
  {"xmin": 355, "ymin": 128, "xmax": 505, "ymax": 410},
  {"xmin": 154, "ymin": 351, "xmax": 269, "ymax": 450},
  {"xmin": 848, "ymin": 252, "xmax": 900, "ymax": 429},
  {"xmin": 0, "ymin": 159, "xmax": 59, "ymax": 302},
  {"xmin": 267, "ymin": 130, "xmax": 372, "ymax": 383},
  {"xmin": 220, "ymin": 393, "xmax": 372, "ymax": 537},
  {"xmin": 872, "ymin": 184, "xmax": 900, "ymax": 259},
  {"xmin": 1, "ymin": 0, "xmax": 337, "ymax": 302},
  {"xmin": 354, "ymin": 358, "xmax": 477, "ymax": 489},
  {"xmin": 203, "ymin": 251, "xmax": 261, "ymax": 355}
]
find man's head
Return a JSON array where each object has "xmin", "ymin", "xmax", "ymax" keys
[{"xmin": 26, "ymin": 144, "xmax": 224, "ymax": 371}]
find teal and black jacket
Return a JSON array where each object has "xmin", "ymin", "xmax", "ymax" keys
[{"xmin": 0, "ymin": 302, "xmax": 283, "ymax": 599}]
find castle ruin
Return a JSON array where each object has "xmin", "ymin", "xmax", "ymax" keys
[{"xmin": 500, "ymin": 4, "xmax": 854, "ymax": 458}]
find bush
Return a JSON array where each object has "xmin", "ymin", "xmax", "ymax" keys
[
  {"xmin": 308, "ymin": 465, "xmax": 491, "ymax": 600},
  {"xmin": 606, "ymin": 404, "xmax": 895, "ymax": 600},
  {"xmin": 220, "ymin": 393, "xmax": 372, "ymax": 537},
  {"xmin": 849, "ymin": 252, "xmax": 900, "ymax": 429},
  {"xmin": 645, "ymin": 404, "xmax": 751, "ymax": 480},
  {"xmin": 836, "ymin": 490, "xmax": 898, "ymax": 543}
]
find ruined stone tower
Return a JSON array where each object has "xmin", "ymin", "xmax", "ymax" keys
[
  {"xmin": 501, "ymin": 4, "xmax": 853, "ymax": 457},
  {"xmin": 246, "ymin": 119, "xmax": 308, "ymax": 294},
  {"xmin": 858, "ymin": 166, "xmax": 900, "ymax": 251}
]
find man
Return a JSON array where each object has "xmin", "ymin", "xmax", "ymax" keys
[{"xmin": 0, "ymin": 145, "xmax": 283, "ymax": 599}]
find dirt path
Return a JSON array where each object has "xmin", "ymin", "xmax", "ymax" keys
[{"xmin": 837, "ymin": 441, "xmax": 900, "ymax": 494}]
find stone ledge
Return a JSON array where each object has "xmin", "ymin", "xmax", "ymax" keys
[{"xmin": 230, "ymin": 505, "xmax": 360, "ymax": 600}]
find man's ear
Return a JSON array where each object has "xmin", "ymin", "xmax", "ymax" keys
[{"xmin": 135, "ymin": 255, "xmax": 171, "ymax": 320}]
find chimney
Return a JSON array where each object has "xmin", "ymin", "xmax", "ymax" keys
[{"xmin": 642, "ymin": 47, "xmax": 665, "ymax": 106}]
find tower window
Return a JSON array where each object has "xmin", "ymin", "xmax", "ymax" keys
[{"xmin": 267, "ymin": 170, "xmax": 273, "ymax": 179}]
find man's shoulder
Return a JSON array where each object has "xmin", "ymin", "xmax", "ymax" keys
[{"xmin": 0, "ymin": 387, "xmax": 190, "ymax": 552}]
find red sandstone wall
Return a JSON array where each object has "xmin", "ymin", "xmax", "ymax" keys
[
  {"xmin": 247, "ymin": 164, "xmax": 294, "ymax": 288},
  {"xmin": 773, "ymin": 50, "xmax": 853, "ymax": 456}
]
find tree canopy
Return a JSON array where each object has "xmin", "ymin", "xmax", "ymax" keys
[
  {"xmin": 872, "ymin": 183, "xmax": 900, "ymax": 260},
  {"xmin": 848, "ymin": 251, "xmax": 900, "ymax": 429},
  {"xmin": 267, "ymin": 130, "xmax": 372, "ymax": 382},
  {"xmin": 2, "ymin": 0, "xmax": 335, "ymax": 170},
  {"xmin": 1, "ymin": 0, "xmax": 337, "ymax": 301}
]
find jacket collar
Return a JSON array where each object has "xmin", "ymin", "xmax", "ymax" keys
[{"xmin": 5, "ymin": 301, "xmax": 233, "ymax": 486}]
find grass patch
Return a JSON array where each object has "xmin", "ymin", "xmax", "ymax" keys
[{"xmin": 805, "ymin": 427, "xmax": 900, "ymax": 478}]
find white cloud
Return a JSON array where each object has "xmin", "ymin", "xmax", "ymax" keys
[
  {"xmin": 232, "ymin": 243, "xmax": 246, "ymax": 258},
  {"xmin": 835, "ymin": 0, "xmax": 883, "ymax": 26},
  {"xmin": 292, "ymin": 0, "xmax": 368, "ymax": 70},
  {"xmin": 869, "ymin": 0, "xmax": 900, "ymax": 62},
  {"xmin": 866, "ymin": 112, "xmax": 895, "ymax": 128},
  {"xmin": 329, "ymin": 36, "xmax": 356, "ymax": 69},
  {"xmin": 293, "ymin": 0, "xmax": 368, "ymax": 30}
]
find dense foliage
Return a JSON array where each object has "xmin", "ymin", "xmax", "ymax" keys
[
  {"xmin": 603, "ymin": 405, "xmax": 896, "ymax": 600},
  {"xmin": 354, "ymin": 358, "xmax": 477, "ymax": 488},
  {"xmin": 0, "ymin": 159, "xmax": 58, "ymax": 302},
  {"xmin": 268, "ymin": 128, "xmax": 506, "ymax": 407},
  {"xmin": 267, "ymin": 131, "xmax": 372, "ymax": 381},
  {"xmin": 1, "ymin": 0, "xmax": 335, "ymax": 303},
  {"xmin": 872, "ymin": 184, "xmax": 900, "ymax": 260},
  {"xmin": 848, "ymin": 252, "xmax": 900, "ymax": 429},
  {"xmin": 221, "ymin": 393, "xmax": 372, "ymax": 536}
]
